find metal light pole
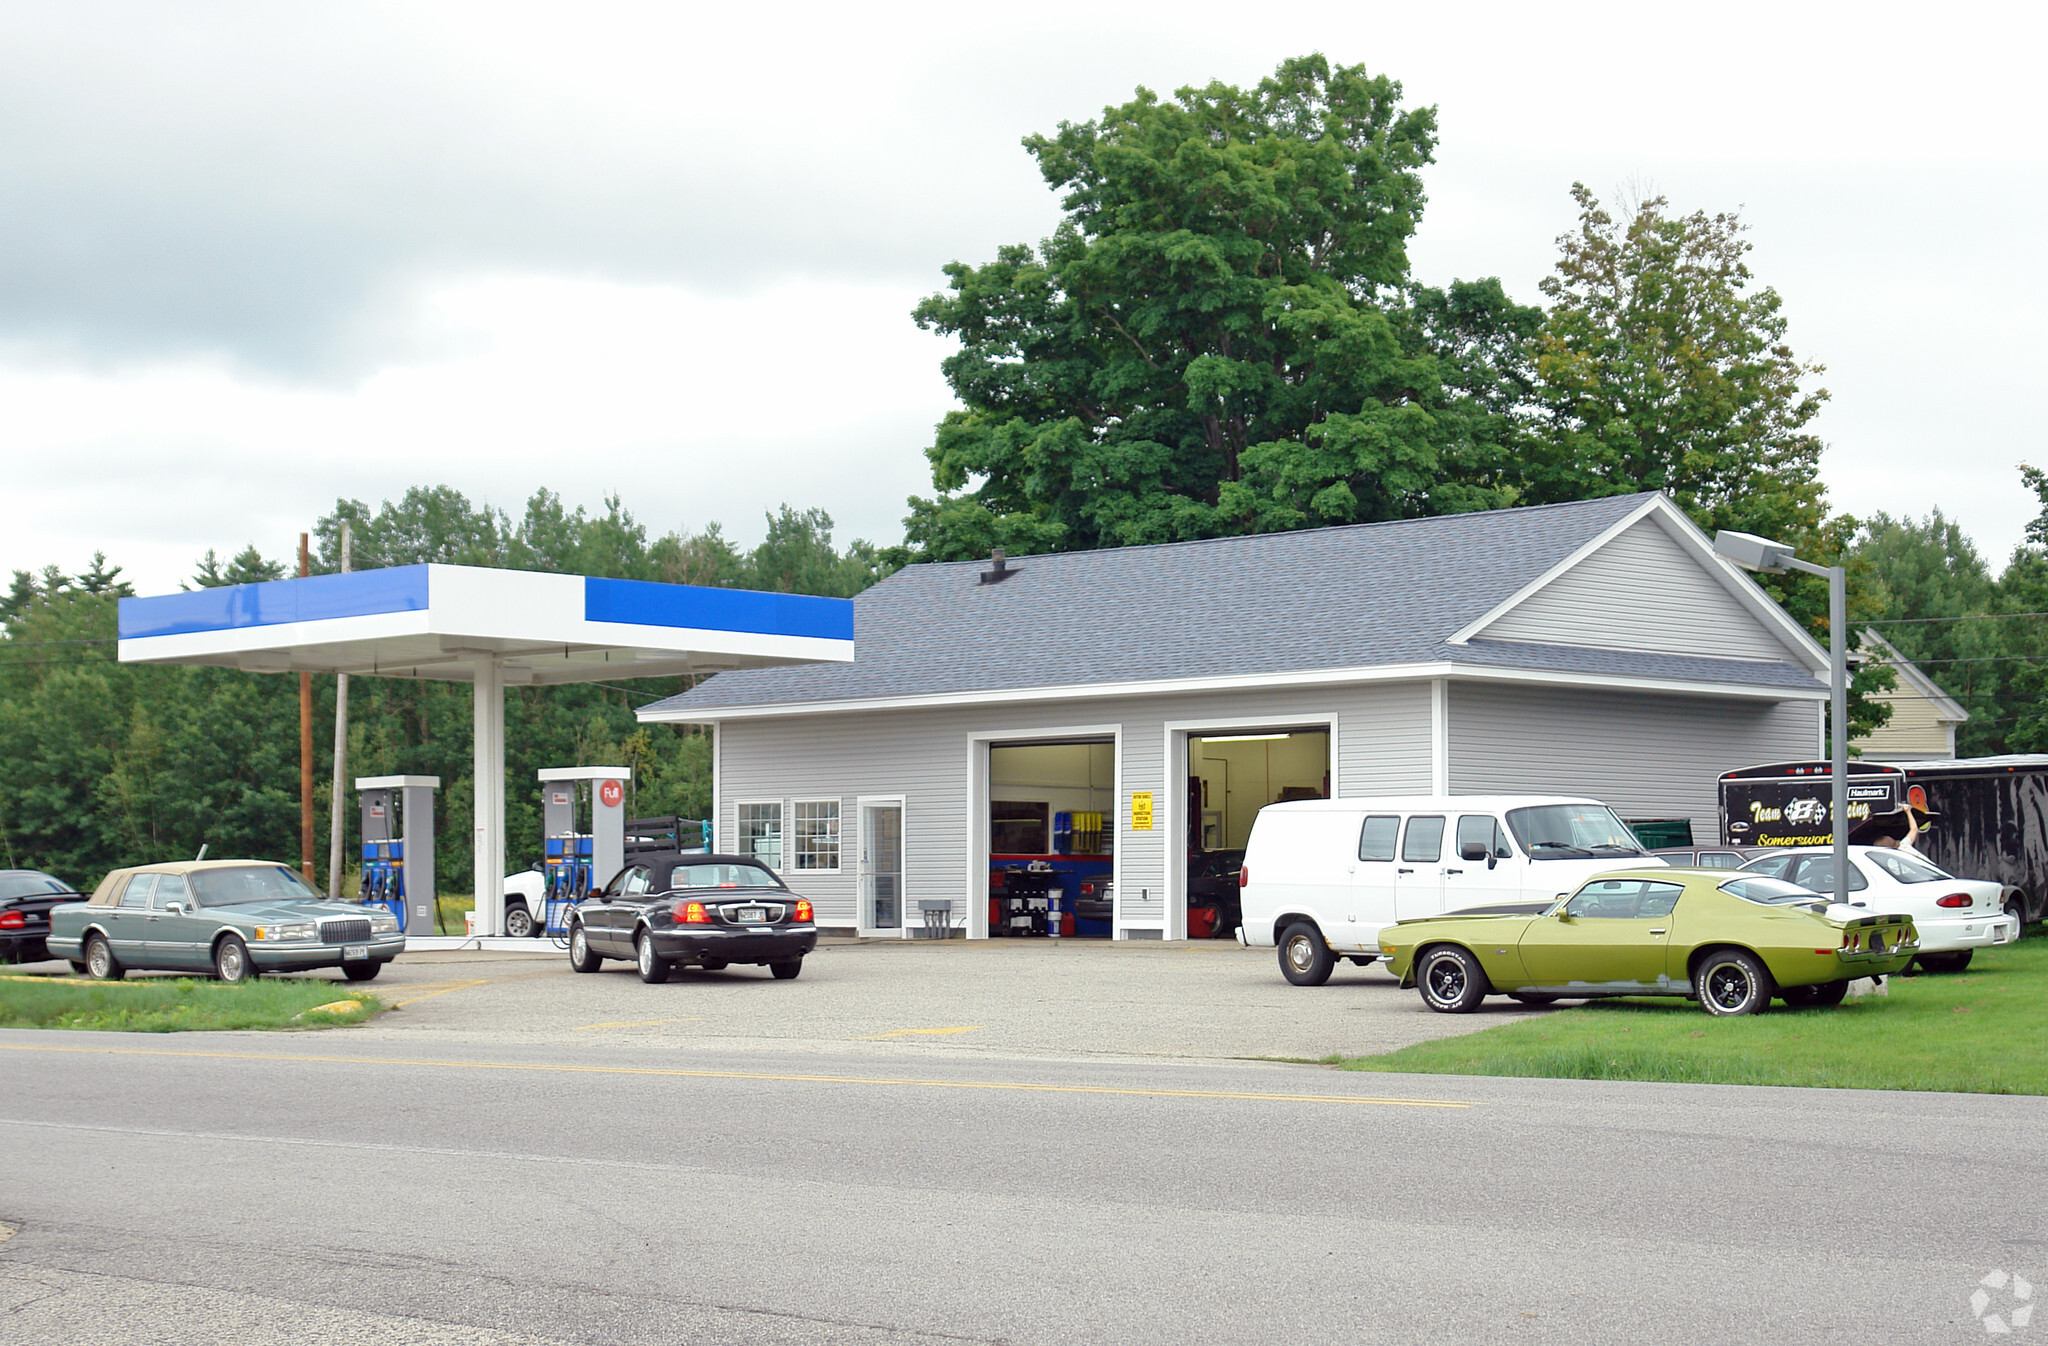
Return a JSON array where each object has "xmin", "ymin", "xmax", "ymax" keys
[{"xmin": 1715, "ymin": 530, "xmax": 1849, "ymax": 907}]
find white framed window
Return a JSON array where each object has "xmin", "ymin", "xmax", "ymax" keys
[
  {"xmin": 736, "ymin": 802, "xmax": 783, "ymax": 870},
  {"xmin": 792, "ymin": 800, "xmax": 841, "ymax": 872}
]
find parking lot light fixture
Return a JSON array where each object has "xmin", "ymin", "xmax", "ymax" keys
[{"xmin": 1713, "ymin": 530, "xmax": 1850, "ymax": 908}]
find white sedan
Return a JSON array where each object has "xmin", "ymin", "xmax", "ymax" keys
[{"xmin": 1738, "ymin": 846, "xmax": 2021, "ymax": 972}]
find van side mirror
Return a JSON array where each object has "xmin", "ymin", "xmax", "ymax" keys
[
  {"xmin": 164, "ymin": 901, "xmax": 186, "ymax": 917},
  {"xmin": 1458, "ymin": 841, "xmax": 1488, "ymax": 862}
]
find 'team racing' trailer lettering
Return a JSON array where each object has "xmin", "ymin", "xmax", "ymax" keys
[
  {"xmin": 1720, "ymin": 763, "xmax": 1899, "ymax": 847},
  {"xmin": 1720, "ymin": 758, "xmax": 2046, "ymax": 925}
]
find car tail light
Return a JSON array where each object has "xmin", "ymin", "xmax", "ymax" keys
[
  {"xmin": 1239, "ymin": 866, "xmax": 1250, "ymax": 889},
  {"xmin": 673, "ymin": 901, "xmax": 712, "ymax": 924},
  {"xmin": 0, "ymin": 911, "xmax": 20, "ymax": 929},
  {"xmin": 1936, "ymin": 894, "xmax": 1972, "ymax": 909},
  {"xmin": 793, "ymin": 899, "xmax": 813, "ymax": 923}
]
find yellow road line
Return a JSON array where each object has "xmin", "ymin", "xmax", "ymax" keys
[
  {"xmin": 0, "ymin": 1042, "xmax": 1472, "ymax": 1108},
  {"xmin": 390, "ymin": 979, "xmax": 491, "ymax": 1009},
  {"xmin": 574, "ymin": 1017, "xmax": 706, "ymax": 1031},
  {"xmin": 859, "ymin": 1025, "xmax": 983, "ymax": 1039}
]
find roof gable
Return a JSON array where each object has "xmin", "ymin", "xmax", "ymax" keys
[{"xmin": 1459, "ymin": 500, "xmax": 1822, "ymax": 666}]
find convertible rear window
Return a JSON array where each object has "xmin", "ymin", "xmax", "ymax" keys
[
  {"xmin": 188, "ymin": 866, "xmax": 322, "ymax": 907},
  {"xmin": 664, "ymin": 863, "xmax": 785, "ymax": 891},
  {"xmin": 0, "ymin": 873, "xmax": 70, "ymax": 899},
  {"xmin": 1720, "ymin": 876, "xmax": 1823, "ymax": 906}
]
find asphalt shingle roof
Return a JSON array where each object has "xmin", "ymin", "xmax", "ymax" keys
[{"xmin": 642, "ymin": 493, "xmax": 1819, "ymax": 716}]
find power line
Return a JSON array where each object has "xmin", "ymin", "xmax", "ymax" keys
[{"xmin": 1865, "ymin": 611, "xmax": 2048, "ymax": 625}]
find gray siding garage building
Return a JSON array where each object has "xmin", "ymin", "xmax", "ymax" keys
[{"xmin": 637, "ymin": 492, "xmax": 1829, "ymax": 939}]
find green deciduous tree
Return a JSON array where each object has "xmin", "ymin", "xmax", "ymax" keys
[
  {"xmin": 1990, "ymin": 466, "xmax": 2048, "ymax": 753},
  {"xmin": 1529, "ymin": 184, "xmax": 1829, "ymax": 545},
  {"xmin": 1855, "ymin": 509, "xmax": 2008, "ymax": 756},
  {"xmin": 906, "ymin": 54, "xmax": 1528, "ymax": 559}
]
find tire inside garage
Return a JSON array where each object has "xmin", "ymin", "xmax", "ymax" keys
[{"xmin": 988, "ymin": 739, "xmax": 1115, "ymax": 938}]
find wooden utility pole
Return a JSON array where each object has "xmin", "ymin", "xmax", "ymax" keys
[
  {"xmin": 326, "ymin": 522, "xmax": 351, "ymax": 899},
  {"xmin": 299, "ymin": 533, "xmax": 316, "ymax": 886}
]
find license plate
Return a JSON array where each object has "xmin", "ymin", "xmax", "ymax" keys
[
  {"xmin": 342, "ymin": 944, "xmax": 370, "ymax": 960},
  {"xmin": 737, "ymin": 907, "xmax": 765, "ymax": 922}
]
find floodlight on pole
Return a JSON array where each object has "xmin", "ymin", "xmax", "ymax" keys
[{"xmin": 1713, "ymin": 530, "xmax": 1850, "ymax": 909}]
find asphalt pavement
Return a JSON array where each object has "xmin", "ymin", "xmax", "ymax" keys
[
  {"xmin": 0, "ymin": 941, "xmax": 2042, "ymax": 1343},
  {"xmin": 305, "ymin": 936, "xmax": 1555, "ymax": 1061}
]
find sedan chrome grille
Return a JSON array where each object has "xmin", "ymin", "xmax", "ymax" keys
[{"xmin": 321, "ymin": 918, "xmax": 373, "ymax": 944}]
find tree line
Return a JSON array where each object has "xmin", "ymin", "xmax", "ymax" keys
[
  {"xmin": 0, "ymin": 494, "xmax": 882, "ymax": 900},
  {"xmin": 1855, "ymin": 474, "xmax": 2048, "ymax": 757},
  {"xmin": 7, "ymin": 50, "xmax": 2005, "ymax": 894}
]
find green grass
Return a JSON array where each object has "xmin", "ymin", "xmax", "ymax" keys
[
  {"xmin": 1334, "ymin": 931, "xmax": 2048, "ymax": 1094},
  {"xmin": 0, "ymin": 976, "xmax": 384, "ymax": 1032}
]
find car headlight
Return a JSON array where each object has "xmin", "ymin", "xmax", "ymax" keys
[
  {"xmin": 254, "ymin": 922, "xmax": 317, "ymax": 942},
  {"xmin": 366, "ymin": 912, "xmax": 400, "ymax": 934}
]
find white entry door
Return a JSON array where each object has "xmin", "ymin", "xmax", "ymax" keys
[{"xmin": 861, "ymin": 802, "xmax": 903, "ymax": 932}]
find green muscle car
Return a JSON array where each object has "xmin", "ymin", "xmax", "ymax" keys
[
  {"xmin": 48, "ymin": 860, "xmax": 405, "ymax": 984},
  {"xmin": 1378, "ymin": 868, "xmax": 1918, "ymax": 1016}
]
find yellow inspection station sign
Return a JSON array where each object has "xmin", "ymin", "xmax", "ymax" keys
[{"xmin": 1130, "ymin": 792, "xmax": 1153, "ymax": 830}]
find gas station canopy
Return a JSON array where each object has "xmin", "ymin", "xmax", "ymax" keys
[
  {"xmin": 116, "ymin": 563, "xmax": 853, "ymax": 682},
  {"xmin": 117, "ymin": 564, "xmax": 854, "ymax": 934}
]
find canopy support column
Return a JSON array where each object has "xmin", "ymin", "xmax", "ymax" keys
[{"xmin": 473, "ymin": 655, "xmax": 505, "ymax": 936}]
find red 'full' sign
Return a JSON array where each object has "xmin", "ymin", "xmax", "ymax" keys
[{"xmin": 599, "ymin": 779, "xmax": 623, "ymax": 808}]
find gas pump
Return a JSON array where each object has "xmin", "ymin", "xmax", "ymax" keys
[
  {"xmin": 354, "ymin": 776, "xmax": 439, "ymax": 934},
  {"xmin": 531, "ymin": 767, "xmax": 631, "ymax": 939}
]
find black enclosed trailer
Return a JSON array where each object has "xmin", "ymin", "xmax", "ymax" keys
[{"xmin": 1720, "ymin": 757, "xmax": 2046, "ymax": 927}]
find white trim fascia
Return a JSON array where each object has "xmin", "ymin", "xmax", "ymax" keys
[
  {"xmin": 1446, "ymin": 494, "xmax": 1663, "ymax": 647},
  {"xmin": 710, "ymin": 724, "xmax": 723, "ymax": 854},
  {"xmin": 1112, "ymin": 729, "xmax": 1132, "ymax": 940},
  {"xmin": 1430, "ymin": 679, "xmax": 1450, "ymax": 794},
  {"xmin": 1861, "ymin": 628, "xmax": 1969, "ymax": 723},
  {"xmin": 645, "ymin": 659, "xmax": 1828, "ymax": 725}
]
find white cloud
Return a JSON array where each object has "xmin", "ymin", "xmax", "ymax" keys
[
  {"xmin": 2, "ymin": 0, "xmax": 2044, "ymax": 588},
  {"xmin": 1, "ymin": 277, "xmax": 951, "ymax": 591}
]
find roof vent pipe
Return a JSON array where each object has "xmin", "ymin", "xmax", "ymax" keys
[{"xmin": 979, "ymin": 548, "xmax": 1015, "ymax": 584}]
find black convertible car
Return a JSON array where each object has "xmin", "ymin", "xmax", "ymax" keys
[
  {"xmin": 567, "ymin": 852, "xmax": 817, "ymax": 984},
  {"xmin": 0, "ymin": 870, "xmax": 81, "ymax": 964}
]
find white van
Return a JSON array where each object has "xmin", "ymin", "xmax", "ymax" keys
[{"xmin": 1237, "ymin": 796, "xmax": 1668, "ymax": 985}]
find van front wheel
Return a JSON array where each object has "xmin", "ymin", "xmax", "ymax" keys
[{"xmin": 1277, "ymin": 922, "xmax": 1335, "ymax": 987}]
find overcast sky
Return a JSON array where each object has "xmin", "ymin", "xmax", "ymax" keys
[{"xmin": 4, "ymin": 0, "xmax": 2042, "ymax": 595}]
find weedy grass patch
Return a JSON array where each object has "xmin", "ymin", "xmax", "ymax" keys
[
  {"xmin": 1333, "ymin": 930, "xmax": 2048, "ymax": 1094},
  {"xmin": 0, "ymin": 976, "xmax": 384, "ymax": 1032}
]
